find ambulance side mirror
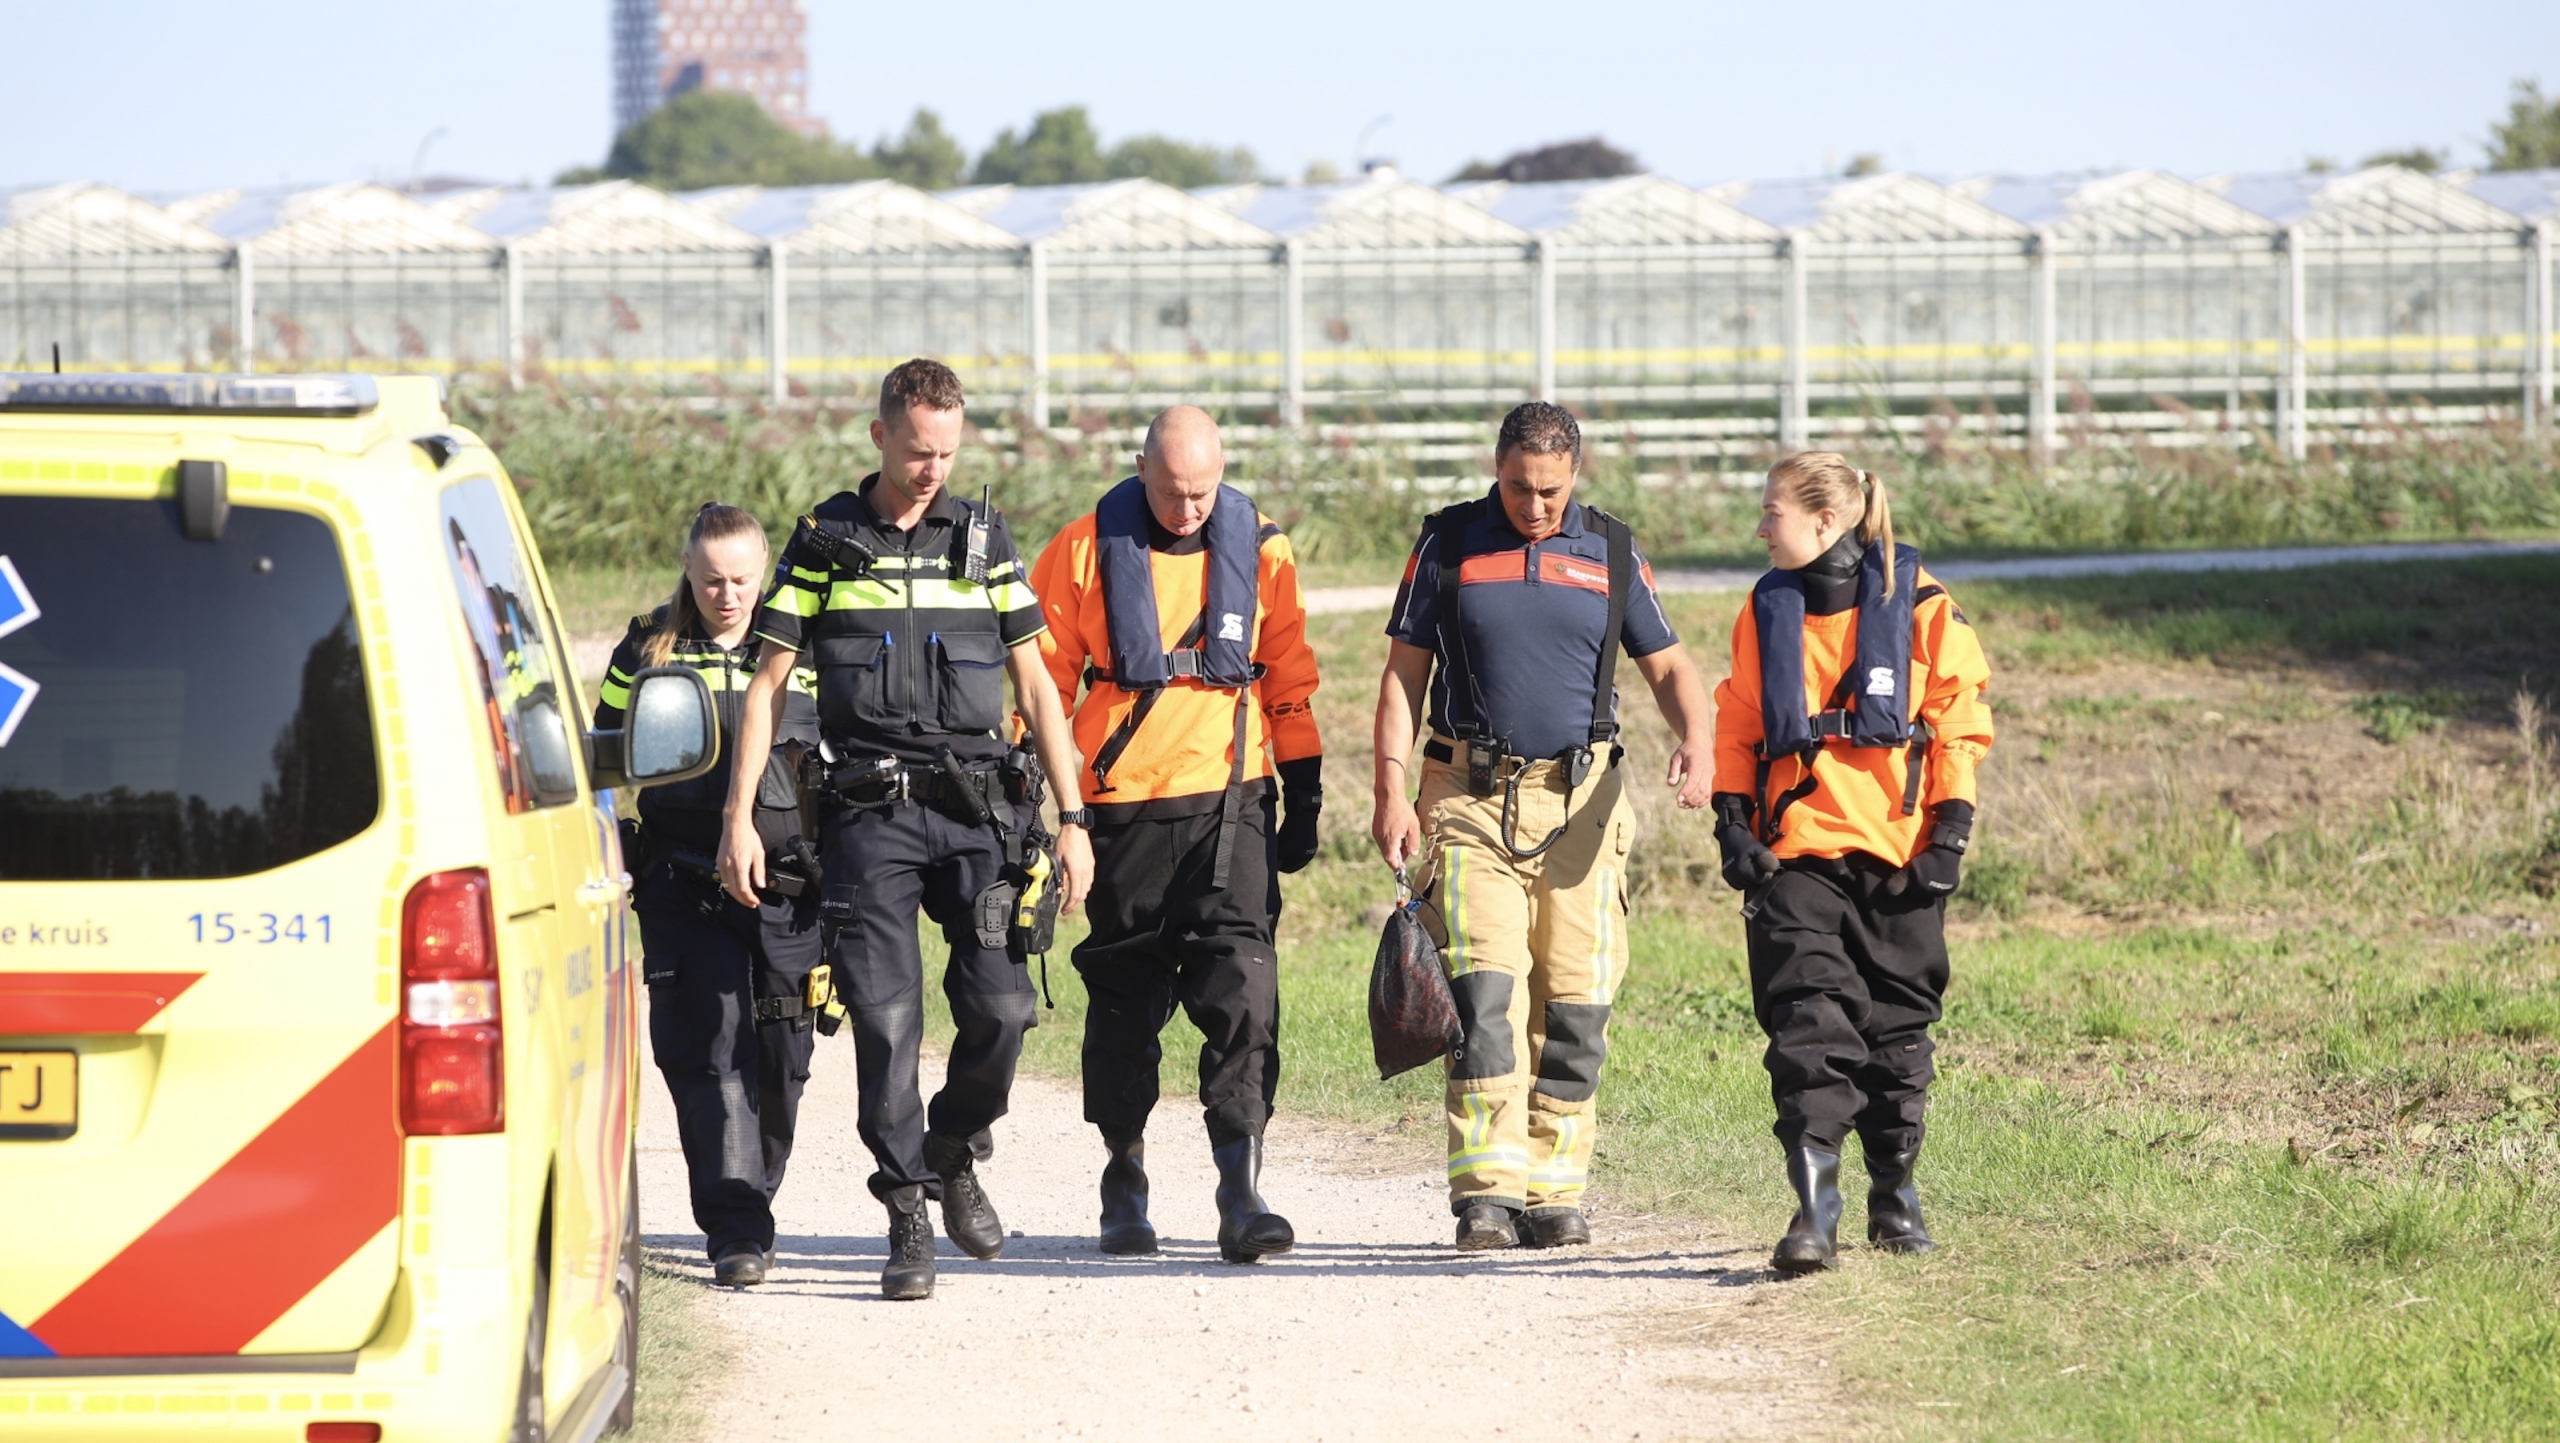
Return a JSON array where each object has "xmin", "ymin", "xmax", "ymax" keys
[{"xmin": 589, "ymin": 666, "xmax": 719, "ymax": 791}]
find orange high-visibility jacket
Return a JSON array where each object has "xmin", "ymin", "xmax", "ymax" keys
[
  {"xmin": 1031, "ymin": 509, "xmax": 1322, "ymax": 817},
  {"xmin": 1711, "ymin": 567, "xmax": 1994, "ymax": 866}
]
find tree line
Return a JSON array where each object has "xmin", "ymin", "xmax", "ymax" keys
[
  {"xmin": 563, "ymin": 78, "xmax": 2560, "ymax": 196},
  {"xmin": 561, "ymin": 93, "xmax": 1643, "ymax": 193}
]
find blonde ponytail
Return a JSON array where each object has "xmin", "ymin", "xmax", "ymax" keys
[
  {"xmin": 1769, "ymin": 452, "xmax": 1896, "ymax": 599},
  {"xmin": 1857, "ymin": 470, "xmax": 1895, "ymax": 598}
]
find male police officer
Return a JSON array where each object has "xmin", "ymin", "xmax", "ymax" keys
[
  {"xmin": 1028, "ymin": 406, "xmax": 1323, "ymax": 1262},
  {"xmin": 1371, "ymin": 401, "xmax": 1715, "ymax": 1250},
  {"xmin": 719, "ymin": 358, "xmax": 1092, "ymax": 1301}
]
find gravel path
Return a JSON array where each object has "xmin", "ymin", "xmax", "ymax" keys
[
  {"xmin": 1296, "ymin": 537, "xmax": 2560, "ymax": 615},
  {"xmin": 636, "ymin": 1008, "xmax": 1837, "ymax": 1442}
]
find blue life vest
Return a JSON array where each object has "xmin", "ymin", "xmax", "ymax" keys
[
  {"xmin": 1094, "ymin": 475, "xmax": 1261, "ymax": 689},
  {"xmin": 1752, "ymin": 541, "xmax": 1921, "ymax": 754}
]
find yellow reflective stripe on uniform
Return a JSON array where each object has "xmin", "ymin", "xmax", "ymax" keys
[
  {"xmin": 1440, "ymin": 845, "xmax": 1472, "ymax": 976},
  {"xmin": 821, "ymin": 578, "xmax": 1023, "ymax": 611},
  {"xmin": 790, "ymin": 565, "xmax": 829, "ymax": 585},
  {"xmin": 768, "ymin": 580, "xmax": 824, "ymax": 617},
  {"xmin": 1447, "ymin": 1093, "xmax": 1527, "ymax": 1178},
  {"xmin": 598, "ymin": 676, "xmax": 632, "ymax": 709},
  {"xmin": 1527, "ymin": 1114, "xmax": 1592, "ymax": 1187},
  {"xmin": 788, "ymin": 664, "xmax": 818, "ymax": 698}
]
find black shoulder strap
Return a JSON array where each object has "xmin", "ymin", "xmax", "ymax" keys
[
  {"xmin": 1087, "ymin": 609, "xmax": 1210, "ymax": 795},
  {"xmin": 1589, "ymin": 511, "xmax": 1632, "ymax": 745},
  {"xmin": 1434, "ymin": 505, "xmax": 1490, "ymax": 742}
]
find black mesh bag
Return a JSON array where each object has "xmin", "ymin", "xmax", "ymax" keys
[{"xmin": 1369, "ymin": 873, "xmax": 1461, "ymax": 1080}]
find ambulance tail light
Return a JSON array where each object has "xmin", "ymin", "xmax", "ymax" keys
[{"xmin": 400, "ymin": 868, "xmax": 504, "ymax": 1136}]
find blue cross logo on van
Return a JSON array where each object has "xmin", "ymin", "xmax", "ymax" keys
[{"xmin": 0, "ymin": 556, "xmax": 39, "ymax": 748}]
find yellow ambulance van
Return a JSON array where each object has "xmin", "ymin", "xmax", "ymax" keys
[{"xmin": 0, "ymin": 372, "xmax": 719, "ymax": 1443}]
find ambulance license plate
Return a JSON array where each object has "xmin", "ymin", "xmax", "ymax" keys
[{"xmin": 0, "ymin": 1051, "xmax": 76, "ymax": 1140}]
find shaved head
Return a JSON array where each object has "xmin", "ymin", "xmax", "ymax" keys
[
  {"xmin": 1142, "ymin": 405, "xmax": 1223, "ymax": 472},
  {"xmin": 1136, "ymin": 406, "xmax": 1226, "ymax": 537}
]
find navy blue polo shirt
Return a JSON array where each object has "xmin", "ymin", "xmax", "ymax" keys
[{"xmin": 1385, "ymin": 491, "xmax": 1679, "ymax": 759}]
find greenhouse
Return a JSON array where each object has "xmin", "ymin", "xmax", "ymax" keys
[{"xmin": 1, "ymin": 163, "xmax": 2551, "ymax": 454}]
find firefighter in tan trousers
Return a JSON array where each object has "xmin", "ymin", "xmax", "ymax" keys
[{"xmin": 1370, "ymin": 402, "xmax": 1716, "ymax": 1250}]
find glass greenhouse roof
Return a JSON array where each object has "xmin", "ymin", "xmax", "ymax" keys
[
  {"xmin": 0, "ymin": 183, "xmax": 227, "ymax": 255},
  {"xmin": 1705, "ymin": 173, "xmax": 2028, "ymax": 244},
  {"xmin": 687, "ymin": 182, "xmax": 1021, "ymax": 253},
  {"xmin": 168, "ymin": 183, "xmax": 494, "ymax": 255},
  {"xmin": 1445, "ymin": 175, "xmax": 1777, "ymax": 246},
  {"xmin": 940, "ymin": 179, "xmax": 1274, "ymax": 251}
]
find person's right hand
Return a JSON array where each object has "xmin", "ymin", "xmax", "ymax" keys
[
  {"xmin": 1372, "ymin": 794, "xmax": 1424, "ymax": 872},
  {"xmin": 717, "ymin": 814, "xmax": 767, "ymax": 907}
]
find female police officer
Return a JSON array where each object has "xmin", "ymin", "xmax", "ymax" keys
[
  {"xmin": 1709, "ymin": 452, "xmax": 1994, "ymax": 1274},
  {"xmin": 596, "ymin": 502, "xmax": 823, "ymax": 1289}
]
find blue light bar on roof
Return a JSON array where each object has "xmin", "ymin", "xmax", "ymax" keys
[{"xmin": 0, "ymin": 373, "xmax": 380, "ymax": 416}]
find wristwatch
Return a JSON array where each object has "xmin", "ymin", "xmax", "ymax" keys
[{"xmin": 1055, "ymin": 808, "xmax": 1094, "ymax": 829}]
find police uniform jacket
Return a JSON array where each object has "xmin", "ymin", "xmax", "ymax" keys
[
  {"xmin": 752, "ymin": 475, "xmax": 1045, "ymax": 766},
  {"xmin": 594, "ymin": 610, "xmax": 818, "ymax": 850}
]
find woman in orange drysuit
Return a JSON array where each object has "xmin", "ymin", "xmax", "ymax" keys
[{"xmin": 1710, "ymin": 451, "xmax": 1993, "ymax": 1275}]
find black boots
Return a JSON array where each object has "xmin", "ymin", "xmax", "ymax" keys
[
  {"xmin": 711, "ymin": 1244, "xmax": 768, "ymax": 1288},
  {"xmin": 1865, "ymin": 1144, "xmax": 1936, "ymax": 1254},
  {"xmin": 1771, "ymin": 1145, "xmax": 1844, "ymax": 1275},
  {"xmin": 881, "ymin": 1186, "xmax": 936, "ymax": 1301},
  {"xmin": 1211, "ymin": 1137, "xmax": 1295, "ymax": 1263},
  {"xmin": 1454, "ymin": 1201, "xmax": 1521, "ymax": 1251},
  {"xmin": 1523, "ymin": 1207, "xmax": 1591, "ymax": 1249},
  {"xmin": 1098, "ymin": 1130, "xmax": 1157, "ymax": 1255},
  {"xmin": 923, "ymin": 1131, "xmax": 1005, "ymax": 1261}
]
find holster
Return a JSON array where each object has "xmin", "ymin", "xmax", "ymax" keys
[{"xmin": 970, "ymin": 837, "xmax": 1061, "ymax": 956}]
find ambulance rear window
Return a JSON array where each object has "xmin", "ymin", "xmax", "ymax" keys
[{"xmin": 0, "ymin": 496, "xmax": 380, "ymax": 879}]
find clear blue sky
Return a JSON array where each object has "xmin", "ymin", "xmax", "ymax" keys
[{"xmin": 7, "ymin": 0, "xmax": 2554, "ymax": 193}]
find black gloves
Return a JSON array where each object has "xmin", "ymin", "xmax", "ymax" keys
[
  {"xmin": 1907, "ymin": 800, "xmax": 1973, "ymax": 896},
  {"xmin": 1276, "ymin": 756, "xmax": 1324, "ymax": 874},
  {"xmin": 1712, "ymin": 793, "xmax": 1780, "ymax": 891}
]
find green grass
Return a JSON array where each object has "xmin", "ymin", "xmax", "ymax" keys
[
  {"xmin": 626, "ymin": 1253, "xmax": 730, "ymax": 1443},
  {"xmin": 906, "ymin": 553, "xmax": 2560, "ymax": 1440},
  {"xmin": 462, "ymin": 383, "xmax": 2560, "ymax": 580}
]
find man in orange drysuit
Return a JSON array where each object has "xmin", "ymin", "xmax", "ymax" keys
[{"xmin": 1029, "ymin": 405, "xmax": 1324, "ymax": 1264}]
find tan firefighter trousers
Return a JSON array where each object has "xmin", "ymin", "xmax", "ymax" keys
[{"xmin": 1412, "ymin": 737, "xmax": 1632, "ymax": 1216}]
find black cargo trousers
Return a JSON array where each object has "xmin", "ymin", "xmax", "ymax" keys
[
  {"xmin": 637, "ymin": 868, "xmax": 821, "ymax": 1261},
  {"xmin": 1074, "ymin": 790, "xmax": 1282, "ymax": 1149},
  {"xmin": 819, "ymin": 794, "xmax": 1038, "ymax": 1202},
  {"xmin": 1744, "ymin": 852, "xmax": 1949, "ymax": 1160}
]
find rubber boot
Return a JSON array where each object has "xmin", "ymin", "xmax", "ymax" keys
[
  {"xmin": 880, "ymin": 1186, "xmax": 937, "ymax": 1301},
  {"xmin": 1455, "ymin": 1202, "xmax": 1521, "ymax": 1251},
  {"xmin": 1098, "ymin": 1130, "xmax": 1157, "ymax": 1256},
  {"xmin": 1770, "ymin": 1145, "xmax": 1844, "ymax": 1276},
  {"xmin": 923, "ymin": 1131, "xmax": 1005, "ymax": 1261},
  {"xmin": 1865, "ymin": 1144, "xmax": 1936, "ymax": 1254},
  {"xmin": 1211, "ymin": 1137, "xmax": 1295, "ymax": 1263}
]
